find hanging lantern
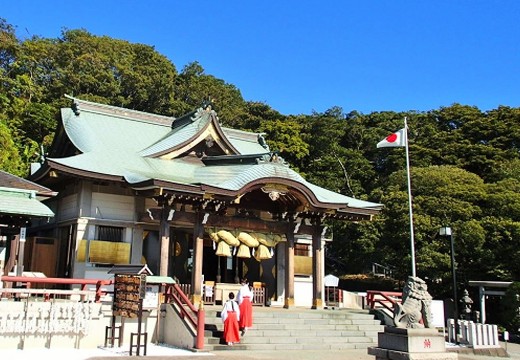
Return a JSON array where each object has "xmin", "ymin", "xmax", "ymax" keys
[
  {"xmin": 236, "ymin": 244, "xmax": 251, "ymax": 258},
  {"xmin": 215, "ymin": 241, "xmax": 231, "ymax": 257}
]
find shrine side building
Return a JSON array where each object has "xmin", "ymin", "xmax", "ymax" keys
[{"xmin": 28, "ymin": 96, "xmax": 382, "ymax": 308}]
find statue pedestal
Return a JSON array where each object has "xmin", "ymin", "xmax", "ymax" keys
[{"xmin": 368, "ymin": 326, "xmax": 458, "ymax": 360}]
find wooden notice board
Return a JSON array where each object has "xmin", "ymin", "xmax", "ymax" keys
[{"xmin": 113, "ymin": 274, "xmax": 146, "ymax": 318}]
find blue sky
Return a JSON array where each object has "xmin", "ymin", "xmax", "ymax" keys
[{"xmin": 3, "ymin": 1, "xmax": 520, "ymax": 115}]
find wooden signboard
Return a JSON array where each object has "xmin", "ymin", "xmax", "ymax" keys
[{"xmin": 113, "ymin": 273, "xmax": 146, "ymax": 318}]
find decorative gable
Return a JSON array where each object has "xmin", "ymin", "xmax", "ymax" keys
[{"xmin": 140, "ymin": 105, "xmax": 241, "ymax": 159}]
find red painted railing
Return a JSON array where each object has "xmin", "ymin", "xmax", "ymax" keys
[
  {"xmin": 164, "ymin": 283, "xmax": 205, "ymax": 350},
  {"xmin": 366, "ymin": 290, "xmax": 402, "ymax": 313},
  {"xmin": 0, "ymin": 276, "xmax": 113, "ymax": 302}
]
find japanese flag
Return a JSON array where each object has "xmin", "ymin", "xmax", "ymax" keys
[{"xmin": 377, "ymin": 128, "xmax": 406, "ymax": 148}]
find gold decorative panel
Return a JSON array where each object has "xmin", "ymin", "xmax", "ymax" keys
[
  {"xmin": 88, "ymin": 240, "xmax": 131, "ymax": 264},
  {"xmin": 77, "ymin": 239, "xmax": 87, "ymax": 262},
  {"xmin": 294, "ymin": 255, "xmax": 312, "ymax": 276}
]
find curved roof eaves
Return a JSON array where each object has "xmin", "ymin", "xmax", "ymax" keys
[
  {"xmin": 195, "ymin": 163, "xmax": 382, "ymax": 209},
  {"xmin": 61, "ymin": 108, "xmax": 171, "ymax": 155}
]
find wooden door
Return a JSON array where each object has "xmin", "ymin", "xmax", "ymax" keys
[{"xmin": 28, "ymin": 237, "xmax": 58, "ymax": 278}]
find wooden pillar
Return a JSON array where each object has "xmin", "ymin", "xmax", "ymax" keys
[
  {"xmin": 191, "ymin": 213, "xmax": 205, "ymax": 306},
  {"xmin": 311, "ymin": 219, "xmax": 323, "ymax": 309},
  {"xmin": 284, "ymin": 225, "xmax": 295, "ymax": 308},
  {"xmin": 158, "ymin": 196, "xmax": 170, "ymax": 277}
]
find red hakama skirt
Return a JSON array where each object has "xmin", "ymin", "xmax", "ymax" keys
[
  {"xmin": 239, "ymin": 297, "xmax": 253, "ymax": 329},
  {"xmin": 223, "ymin": 311, "xmax": 240, "ymax": 343}
]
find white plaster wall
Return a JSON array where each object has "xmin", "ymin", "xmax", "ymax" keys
[
  {"xmin": 91, "ymin": 193, "xmax": 134, "ymax": 221},
  {"xmin": 294, "ymin": 278, "xmax": 314, "ymax": 307},
  {"xmin": 0, "ymin": 301, "xmax": 160, "ymax": 350},
  {"xmin": 341, "ymin": 291, "xmax": 364, "ymax": 309}
]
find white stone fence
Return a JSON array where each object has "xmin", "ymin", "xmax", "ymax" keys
[{"xmin": 447, "ymin": 319, "xmax": 500, "ymax": 348}]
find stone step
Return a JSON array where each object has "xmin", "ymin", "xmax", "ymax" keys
[
  {"xmin": 204, "ymin": 341, "xmax": 373, "ymax": 352},
  {"xmin": 206, "ymin": 309, "xmax": 377, "ymax": 320},
  {"xmin": 205, "ymin": 321, "xmax": 383, "ymax": 332},
  {"xmin": 201, "ymin": 306, "xmax": 384, "ymax": 352}
]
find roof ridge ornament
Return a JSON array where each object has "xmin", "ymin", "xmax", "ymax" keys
[
  {"xmin": 256, "ymin": 152, "xmax": 288, "ymax": 166},
  {"xmin": 192, "ymin": 103, "xmax": 219, "ymax": 122},
  {"xmin": 257, "ymin": 134, "xmax": 270, "ymax": 151}
]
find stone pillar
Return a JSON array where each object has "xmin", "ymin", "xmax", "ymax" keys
[
  {"xmin": 16, "ymin": 227, "xmax": 26, "ymax": 276},
  {"xmin": 284, "ymin": 229, "xmax": 295, "ymax": 308},
  {"xmin": 479, "ymin": 286, "xmax": 486, "ymax": 324},
  {"xmin": 311, "ymin": 219, "xmax": 323, "ymax": 309},
  {"xmin": 190, "ymin": 213, "xmax": 205, "ymax": 306}
]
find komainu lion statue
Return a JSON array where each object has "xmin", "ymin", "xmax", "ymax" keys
[{"xmin": 393, "ymin": 276, "xmax": 433, "ymax": 328}]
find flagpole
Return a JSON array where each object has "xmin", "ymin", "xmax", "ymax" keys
[{"xmin": 404, "ymin": 116, "xmax": 416, "ymax": 277}]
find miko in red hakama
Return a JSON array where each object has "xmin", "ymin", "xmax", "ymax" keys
[
  {"xmin": 221, "ymin": 294, "xmax": 240, "ymax": 345},
  {"xmin": 237, "ymin": 281, "xmax": 254, "ymax": 333}
]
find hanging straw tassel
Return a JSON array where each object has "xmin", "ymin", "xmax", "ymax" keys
[
  {"xmin": 236, "ymin": 244, "xmax": 251, "ymax": 258},
  {"xmin": 254, "ymin": 244, "xmax": 272, "ymax": 261},
  {"xmin": 215, "ymin": 241, "xmax": 231, "ymax": 257}
]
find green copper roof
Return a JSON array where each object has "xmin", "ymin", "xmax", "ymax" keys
[
  {"xmin": 44, "ymin": 97, "xmax": 382, "ymax": 212},
  {"xmin": 139, "ymin": 109, "xmax": 212, "ymax": 156},
  {"xmin": 0, "ymin": 188, "xmax": 54, "ymax": 217}
]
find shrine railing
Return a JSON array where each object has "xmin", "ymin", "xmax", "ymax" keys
[
  {"xmin": 163, "ymin": 283, "xmax": 205, "ymax": 350},
  {"xmin": 366, "ymin": 290, "xmax": 402, "ymax": 313},
  {"xmin": 0, "ymin": 276, "xmax": 113, "ymax": 302}
]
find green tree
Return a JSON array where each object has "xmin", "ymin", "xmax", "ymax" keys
[
  {"xmin": 498, "ymin": 282, "xmax": 520, "ymax": 333},
  {"xmin": 172, "ymin": 61, "xmax": 247, "ymax": 125},
  {"xmin": 0, "ymin": 118, "xmax": 23, "ymax": 175}
]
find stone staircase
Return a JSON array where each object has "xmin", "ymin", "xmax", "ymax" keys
[{"xmin": 202, "ymin": 305, "xmax": 384, "ymax": 351}]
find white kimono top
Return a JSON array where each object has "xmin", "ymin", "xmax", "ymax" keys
[
  {"xmin": 221, "ymin": 299, "xmax": 240, "ymax": 322},
  {"xmin": 237, "ymin": 284, "xmax": 254, "ymax": 304}
]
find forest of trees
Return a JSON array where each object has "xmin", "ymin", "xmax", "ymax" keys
[{"xmin": 2, "ymin": 18, "xmax": 520, "ymax": 302}]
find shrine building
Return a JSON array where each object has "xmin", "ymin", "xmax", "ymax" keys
[{"xmin": 27, "ymin": 96, "xmax": 382, "ymax": 308}]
